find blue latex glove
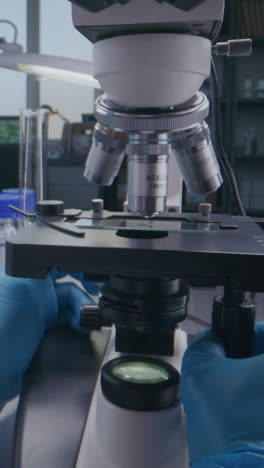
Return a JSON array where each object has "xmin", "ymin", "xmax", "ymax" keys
[
  {"xmin": 0, "ymin": 271, "xmax": 94, "ymax": 403},
  {"xmin": 181, "ymin": 325, "xmax": 264, "ymax": 468}
]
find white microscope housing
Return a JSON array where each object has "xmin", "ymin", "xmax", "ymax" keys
[
  {"xmin": 72, "ymin": 0, "xmax": 225, "ymax": 107},
  {"xmin": 71, "ymin": 0, "xmax": 225, "ymax": 217}
]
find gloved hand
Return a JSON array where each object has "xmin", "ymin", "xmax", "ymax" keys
[
  {"xmin": 181, "ymin": 325, "xmax": 264, "ymax": 468},
  {"xmin": 0, "ymin": 271, "xmax": 95, "ymax": 403}
]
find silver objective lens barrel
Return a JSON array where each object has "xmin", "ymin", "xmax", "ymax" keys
[
  {"xmin": 87, "ymin": 94, "xmax": 223, "ymax": 216},
  {"xmin": 128, "ymin": 154, "xmax": 169, "ymax": 216},
  {"xmin": 84, "ymin": 124, "xmax": 127, "ymax": 186},
  {"xmin": 171, "ymin": 122, "xmax": 223, "ymax": 195},
  {"xmin": 126, "ymin": 135, "xmax": 170, "ymax": 216}
]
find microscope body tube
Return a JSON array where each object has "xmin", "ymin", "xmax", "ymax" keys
[
  {"xmin": 74, "ymin": 0, "xmax": 225, "ymax": 210},
  {"xmin": 93, "ymin": 33, "xmax": 212, "ymax": 108}
]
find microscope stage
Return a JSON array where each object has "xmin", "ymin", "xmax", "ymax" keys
[{"xmin": 6, "ymin": 212, "xmax": 264, "ymax": 291}]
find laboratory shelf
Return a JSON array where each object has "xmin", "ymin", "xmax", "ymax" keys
[
  {"xmin": 252, "ymin": 38, "xmax": 264, "ymax": 48},
  {"xmin": 237, "ymin": 99, "xmax": 264, "ymax": 106},
  {"xmin": 235, "ymin": 155, "xmax": 264, "ymax": 161}
]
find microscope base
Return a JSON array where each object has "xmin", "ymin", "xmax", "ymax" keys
[
  {"xmin": 76, "ymin": 328, "xmax": 189, "ymax": 468},
  {"xmin": 12, "ymin": 327, "xmax": 188, "ymax": 468},
  {"xmin": 12, "ymin": 328, "xmax": 111, "ymax": 468}
]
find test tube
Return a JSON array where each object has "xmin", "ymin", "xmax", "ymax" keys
[{"xmin": 19, "ymin": 108, "xmax": 49, "ymax": 213}]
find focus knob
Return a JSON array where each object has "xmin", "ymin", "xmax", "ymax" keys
[{"xmin": 36, "ymin": 200, "xmax": 64, "ymax": 217}]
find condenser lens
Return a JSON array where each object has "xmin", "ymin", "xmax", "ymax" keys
[
  {"xmin": 111, "ymin": 361, "xmax": 169, "ymax": 384},
  {"xmin": 102, "ymin": 357, "xmax": 180, "ymax": 410}
]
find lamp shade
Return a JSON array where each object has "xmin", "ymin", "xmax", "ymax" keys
[{"xmin": 0, "ymin": 49, "xmax": 100, "ymax": 88}]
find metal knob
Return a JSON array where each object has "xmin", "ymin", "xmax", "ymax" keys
[
  {"xmin": 123, "ymin": 200, "xmax": 128, "ymax": 212},
  {"xmin": 80, "ymin": 304, "xmax": 101, "ymax": 330},
  {"xmin": 213, "ymin": 39, "xmax": 252, "ymax": 57},
  {"xmin": 36, "ymin": 200, "xmax": 64, "ymax": 217},
  {"xmin": 198, "ymin": 203, "xmax": 212, "ymax": 218},
  {"xmin": 80, "ymin": 303, "xmax": 112, "ymax": 330},
  {"xmin": 212, "ymin": 287, "xmax": 256, "ymax": 359},
  {"xmin": 92, "ymin": 198, "xmax": 104, "ymax": 213}
]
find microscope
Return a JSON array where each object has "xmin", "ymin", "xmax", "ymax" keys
[{"xmin": 5, "ymin": 1, "xmax": 264, "ymax": 467}]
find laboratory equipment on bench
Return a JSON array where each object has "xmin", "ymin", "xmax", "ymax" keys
[
  {"xmin": 0, "ymin": 194, "xmax": 21, "ymax": 267},
  {"xmin": 4, "ymin": 1, "xmax": 257, "ymax": 467},
  {"xmin": 19, "ymin": 108, "xmax": 49, "ymax": 208}
]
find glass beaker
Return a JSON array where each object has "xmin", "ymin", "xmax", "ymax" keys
[{"xmin": 19, "ymin": 108, "xmax": 49, "ymax": 213}]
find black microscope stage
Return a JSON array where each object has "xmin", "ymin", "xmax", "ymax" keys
[{"xmin": 5, "ymin": 211, "xmax": 264, "ymax": 291}]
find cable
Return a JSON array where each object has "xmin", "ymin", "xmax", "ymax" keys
[
  {"xmin": 210, "ymin": 58, "xmax": 246, "ymax": 216},
  {"xmin": 41, "ymin": 105, "xmax": 70, "ymax": 123},
  {"xmin": 0, "ymin": 19, "xmax": 18, "ymax": 43}
]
